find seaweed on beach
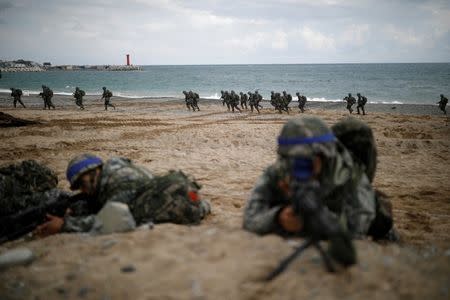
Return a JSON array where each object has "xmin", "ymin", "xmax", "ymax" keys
[{"xmin": 0, "ymin": 112, "xmax": 39, "ymax": 127}]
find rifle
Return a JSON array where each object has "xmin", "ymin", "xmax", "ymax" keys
[
  {"xmin": 265, "ymin": 180, "xmax": 356, "ymax": 281},
  {"xmin": 0, "ymin": 192, "xmax": 93, "ymax": 244}
]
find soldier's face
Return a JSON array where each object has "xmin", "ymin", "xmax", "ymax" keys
[{"xmin": 79, "ymin": 168, "xmax": 101, "ymax": 196}]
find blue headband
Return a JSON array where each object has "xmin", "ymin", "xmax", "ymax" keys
[
  {"xmin": 67, "ymin": 157, "xmax": 103, "ymax": 182},
  {"xmin": 278, "ymin": 133, "xmax": 336, "ymax": 146}
]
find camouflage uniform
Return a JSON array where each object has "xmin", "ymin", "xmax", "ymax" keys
[
  {"xmin": 40, "ymin": 85, "xmax": 55, "ymax": 109},
  {"xmin": 243, "ymin": 117, "xmax": 377, "ymax": 238},
  {"xmin": 192, "ymin": 92, "xmax": 200, "ymax": 111},
  {"xmin": 248, "ymin": 92, "xmax": 260, "ymax": 113},
  {"xmin": 10, "ymin": 88, "xmax": 26, "ymax": 108},
  {"xmin": 344, "ymin": 93, "xmax": 356, "ymax": 114},
  {"xmin": 73, "ymin": 87, "xmax": 85, "ymax": 110},
  {"xmin": 0, "ymin": 160, "xmax": 63, "ymax": 217},
  {"xmin": 282, "ymin": 91, "xmax": 292, "ymax": 113},
  {"xmin": 296, "ymin": 92, "xmax": 307, "ymax": 113},
  {"xmin": 356, "ymin": 93, "xmax": 367, "ymax": 115},
  {"xmin": 101, "ymin": 87, "xmax": 115, "ymax": 110},
  {"xmin": 62, "ymin": 157, "xmax": 211, "ymax": 232},
  {"xmin": 229, "ymin": 91, "xmax": 241, "ymax": 113},
  {"xmin": 222, "ymin": 90, "xmax": 231, "ymax": 111},
  {"xmin": 183, "ymin": 91, "xmax": 194, "ymax": 111},
  {"xmin": 438, "ymin": 94, "xmax": 448, "ymax": 115},
  {"xmin": 240, "ymin": 92, "xmax": 248, "ymax": 109}
]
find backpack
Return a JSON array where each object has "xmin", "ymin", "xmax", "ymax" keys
[
  {"xmin": 332, "ymin": 118, "xmax": 393, "ymax": 239},
  {"xmin": 134, "ymin": 170, "xmax": 209, "ymax": 225},
  {"xmin": 80, "ymin": 90, "xmax": 86, "ymax": 97},
  {"xmin": 48, "ymin": 89, "xmax": 53, "ymax": 97},
  {"xmin": 106, "ymin": 91, "xmax": 113, "ymax": 98},
  {"xmin": 362, "ymin": 96, "xmax": 367, "ymax": 105},
  {"xmin": 16, "ymin": 89, "xmax": 23, "ymax": 97}
]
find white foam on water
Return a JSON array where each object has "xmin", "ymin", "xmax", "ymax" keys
[
  {"xmin": 204, "ymin": 93, "xmax": 220, "ymax": 100},
  {"xmin": 369, "ymin": 100, "xmax": 404, "ymax": 105},
  {"xmin": 307, "ymin": 97, "xmax": 343, "ymax": 103}
]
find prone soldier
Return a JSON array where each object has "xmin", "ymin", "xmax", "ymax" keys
[
  {"xmin": 243, "ymin": 116, "xmax": 395, "ymax": 242},
  {"xmin": 31, "ymin": 154, "xmax": 211, "ymax": 236}
]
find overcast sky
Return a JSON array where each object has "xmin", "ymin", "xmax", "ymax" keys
[{"xmin": 0, "ymin": 0, "xmax": 449, "ymax": 65}]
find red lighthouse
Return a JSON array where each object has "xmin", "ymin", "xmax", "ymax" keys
[{"xmin": 126, "ymin": 54, "xmax": 130, "ymax": 66}]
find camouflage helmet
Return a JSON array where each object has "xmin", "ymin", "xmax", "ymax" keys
[
  {"xmin": 102, "ymin": 86, "xmax": 106, "ymax": 90},
  {"xmin": 277, "ymin": 116, "xmax": 336, "ymax": 158},
  {"xmin": 66, "ymin": 154, "xmax": 103, "ymax": 190},
  {"xmin": 441, "ymin": 94, "xmax": 444, "ymax": 97},
  {"xmin": 75, "ymin": 87, "xmax": 79, "ymax": 90}
]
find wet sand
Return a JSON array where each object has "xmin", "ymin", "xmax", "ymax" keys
[{"xmin": 0, "ymin": 94, "xmax": 449, "ymax": 299}]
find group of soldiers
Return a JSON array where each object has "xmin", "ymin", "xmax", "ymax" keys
[
  {"xmin": 182, "ymin": 90, "xmax": 200, "ymax": 111},
  {"xmin": 268, "ymin": 91, "xmax": 307, "ymax": 114},
  {"xmin": 343, "ymin": 93, "xmax": 368, "ymax": 115},
  {"xmin": 218, "ymin": 90, "xmax": 263, "ymax": 113},
  {"xmin": 5, "ymin": 86, "xmax": 116, "ymax": 111}
]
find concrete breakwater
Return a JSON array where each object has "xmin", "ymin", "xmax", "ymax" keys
[
  {"xmin": 0, "ymin": 66, "xmax": 45, "ymax": 72},
  {"xmin": 1, "ymin": 65, "xmax": 141, "ymax": 72}
]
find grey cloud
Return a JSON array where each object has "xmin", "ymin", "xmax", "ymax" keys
[{"xmin": 0, "ymin": 1, "xmax": 13, "ymax": 12}]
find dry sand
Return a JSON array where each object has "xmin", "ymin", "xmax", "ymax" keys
[{"xmin": 0, "ymin": 95, "xmax": 449, "ymax": 299}]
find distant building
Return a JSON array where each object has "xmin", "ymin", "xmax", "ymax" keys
[{"xmin": 43, "ymin": 62, "xmax": 51, "ymax": 67}]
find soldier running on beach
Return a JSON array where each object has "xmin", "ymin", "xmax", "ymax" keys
[
  {"xmin": 182, "ymin": 91, "xmax": 195, "ymax": 111},
  {"xmin": 229, "ymin": 90, "xmax": 242, "ymax": 113},
  {"xmin": 40, "ymin": 85, "xmax": 55, "ymax": 110},
  {"xmin": 240, "ymin": 92, "xmax": 248, "ymax": 109},
  {"xmin": 438, "ymin": 94, "xmax": 448, "ymax": 115},
  {"xmin": 10, "ymin": 88, "xmax": 26, "ymax": 108},
  {"xmin": 282, "ymin": 91, "xmax": 292, "ymax": 113},
  {"xmin": 296, "ymin": 92, "xmax": 307, "ymax": 113},
  {"xmin": 101, "ymin": 87, "xmax": 115, "ymax": 111},
  {"xmin": 192, "ymin": 91, "xmax": 200, "ymax": 111},
  {"xmin": 254, "ymin": 91, "xmax": 263, "ymax": 110},
  {"xmin": 356, "ymin": 93, "xmax": 368, "ymax": 115},
  {"xmin": 344, "ymin": 93, "xmax": 356, "ymax": 114},
  {"xmin": 248, "ymin": 91, "xmax": 260, "ymax": 113},
  {"xmin": 73, "ymin": 87, "xmax": 85, "ymax": 110}
]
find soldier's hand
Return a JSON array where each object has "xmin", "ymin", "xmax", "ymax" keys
[
  {"xmin": 33, "ymin": 214, "xmax": 64, "ymax": 237},
  {"xmin": 278, "ymin": 205, "xmax": 303, "ymax": 233}
]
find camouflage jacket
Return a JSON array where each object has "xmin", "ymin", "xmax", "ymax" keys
[
  {"xmin": 63, "ymin": 158, "xmax": 210, "ymax": 233},
  {"xmin": 243, "ymin": 144, "xmax": 376, "ymax": 238}
]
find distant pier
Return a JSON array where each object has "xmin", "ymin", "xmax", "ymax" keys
[{"xmin": 0, "ymin": 65, "xmax": 142, "ymax": 72}]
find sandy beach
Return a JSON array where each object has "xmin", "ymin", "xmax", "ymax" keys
[{"xmin": 0, "ymin": 94, "xmax": 449, "ymax": 299}]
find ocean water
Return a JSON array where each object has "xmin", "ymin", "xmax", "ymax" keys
[{"xmin": 1, "ymin": 63, "xmax": 449, "ymax": 104}]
